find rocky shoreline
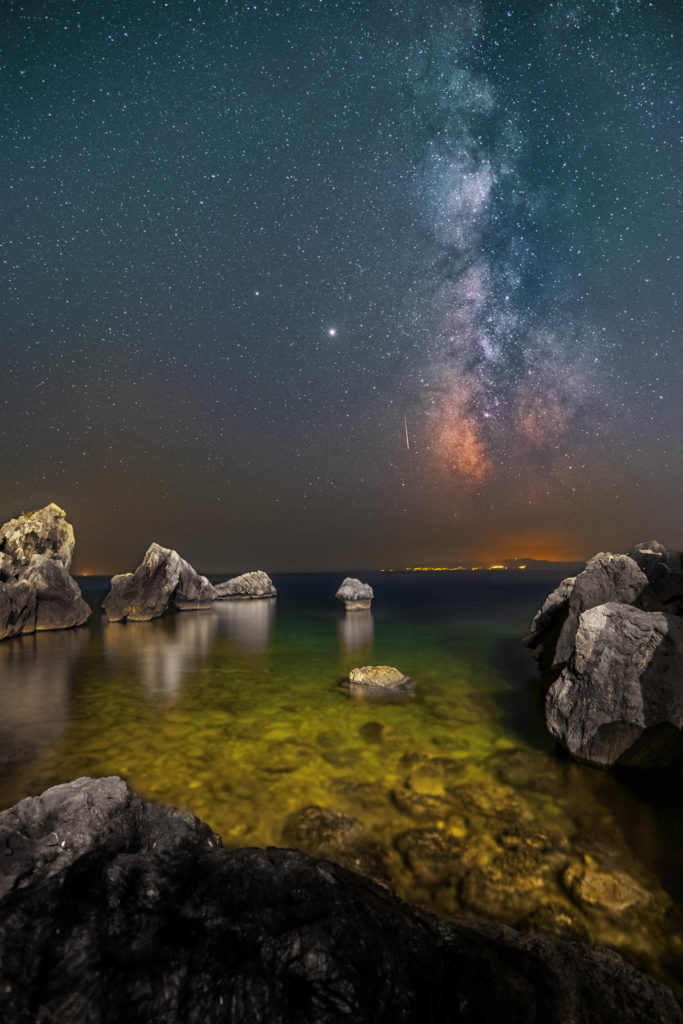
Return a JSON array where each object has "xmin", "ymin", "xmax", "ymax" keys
[
  {"xmin": 0, "ymin": 776, "xmax": 680, "ymax": 1024},
  {"xmin": 525, "ymin": 541, "xmax": 683, "ymax": 768}
]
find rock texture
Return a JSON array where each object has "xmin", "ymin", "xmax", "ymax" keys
[
  {"xmin": 102, "ymin": 543, "xmax": 216, "ymax": 621},
  {"xmin": 343, "ymin": 664, "xmax": 415, "ymax": 698},
  {"xmin": 546, "ymin": 603, "xmax": 683, "ymax": 767},
  {"xmin": 335, "ymin": 577, "xmax": 373, "ymax": 610},
  {"xmin": 526, "ymin": 541, "xmax": 683, "ymax": 768},
  {"xmin": 0, "ymin": 504, "xmax": 90, "ymax": 640},
  {"xmin": 213, "ymin": 569, "xmax": 276, "ymax": 600},
  {"xmin": 0, "ymin": 776, "xmax": 680, "ymax": 1024}
]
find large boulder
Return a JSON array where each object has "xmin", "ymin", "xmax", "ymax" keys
[
  {"xmin": 552, "ymin": 553, "xmax": 648, "ymax": 667},
  {"xmin": 102, "ymin": 543, "xmax": 216, "ymax": 622},
  {"xmin": 546, "ymin": 603, "xmax": 683, "ymax": 767},
  {"xmin": 0, "ymin": 776, "xmax": 680, "ymax": 1024},
  {"xmin": 0, "ymin": 504, "xmax": 90, "ymax": 641},
  {"xmin": 213, "ymin": 569, "xmax": 276, "ymax": 600},
  {"xmin": 336, "ymin": 577, "xmax": 373, "ymax": 610}
]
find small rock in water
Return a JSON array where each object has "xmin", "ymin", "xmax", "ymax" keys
[
  {"xmin": 343, "ymin": 665, "xmax": 414, "ymax": 698},
  {"xmin": 213, "ymin": 570, "xmax": 276, "ymax": 600},
  {"xmin": 335, "ymin": 577, "xmax": 373, "ymax": 610}
]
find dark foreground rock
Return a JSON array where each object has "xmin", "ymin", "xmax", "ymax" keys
[
  {"xmin": 102, "ymin": 543, "xmax": 216, "ymax": 621},
  {"xmin": 335, "ymin": 576, "xmax": 373, "ymax": 610},
  {"xmin": 0, "ymin": 777, "xmax": 680, "ymax": 1024},
  {"xmin": 525, "ymin": 541, "xmax": 683, "ymax": 768},
  {"xmin": 213, "ymin": 569, "xmax": 276, "ymax": 599},
  {"xmin": 0, "ymin": 504, "xmax": 90, "ymax": 640}
]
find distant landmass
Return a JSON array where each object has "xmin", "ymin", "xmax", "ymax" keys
[{"xmin": 381, "ymin": 558, "xmax": 585, "ymax": 573}]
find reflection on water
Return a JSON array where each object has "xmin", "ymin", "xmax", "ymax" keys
[
  {"xmin": 213, "ymin": 598, "xmax": 275, "ymax": 654},
  {"xmin": 1, "ymin": 572, "xmax": 682, "ymax": 997},
  {"xmin": 337, "ymin": 609, "xmax": 374, "ymax": 653},
  {"xmin": 103, "ymin": 613, "xmax": 218, "ymax": 702},
  {"xmin": 0, "ymin": 628, "xmax": 88, "ymax": 768}
]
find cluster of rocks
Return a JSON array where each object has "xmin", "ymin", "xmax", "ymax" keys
[
  {"xmin": 524, "ymin": 541, "xmax": 683, "ymax": 768},
  {"xmin": 0, "ymin": 504, "xmax": 90, "ymax": 641},
  {"xmin": 0, "ymin": 775, "xmax": 679, "ymax": 1024},
  {"xmin": 102, "ymin": 547, "xmax": 276, "ymax": 622}
]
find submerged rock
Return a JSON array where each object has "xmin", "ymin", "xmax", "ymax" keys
[
  {"xmin": 0, "ymin": 776, "xmax": 680, "ymax": 1024},
  {"xmin": 562, "ymin": 862, "xmax": 651, "ymax": 918},
  {"xmin": 546, "ymin": 602, "xmax": 683, "ymax": 768},
  {"xmin": 0, "ymin": 504, "xmax": 90, "ymax": 640},
  {"xmin": 335, "ymin": 577, "xmax": 373, "ymax": 610},
  {"xmin": 281, "ymin": 804, "xmax": 363, "ymax": 854},
  {"xmin": 213, "ymin": 569, "xmax": 276, "ymax": 600},
  {"xmin": 102, "ymin": 543, "xmax": 216, "ymax": 622},
  {"xmin": 343, "ymin": 665, "xmax": 414, "ymax": 698}
]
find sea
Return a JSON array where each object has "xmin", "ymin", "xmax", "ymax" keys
[{"xmin": 1, "ymin": 570, "xmax": 681, "ymax": 994}]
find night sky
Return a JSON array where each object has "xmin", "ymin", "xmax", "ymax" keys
[{"xmin": 2, "ymin": 0, "xmax": 681, "ymax": 572}]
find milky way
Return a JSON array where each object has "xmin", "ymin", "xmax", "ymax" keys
[{"xmin": 2, "ymin": 0, "xmax": 681, "ymax": 569}]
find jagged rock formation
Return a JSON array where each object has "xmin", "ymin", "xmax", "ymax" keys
[
  {"xmin": 525, "ymin": 542, "xmax": 683, "ymax": 768},
  {"xmin": 546, "ymin": 603, "xmax": 683, "ymax": 767},
  {"xmin": 102, "ymin": 543, "xmax": 216, "ymax": 622},
  {"xmin": 213, "ymin": 569, "xmax": 276, "ymax": 599},
  {"xmin": 335, "ymin": 577, "xmax": 373, "ymax": 610},
  {"xmin": 0, "ymin": 504, "xmax": 90, "ymax": 641},
  {"xmin": 0, "ymin": 776, "xmax": 680, "ymax": 1024}
]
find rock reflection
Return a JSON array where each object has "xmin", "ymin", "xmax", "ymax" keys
[
  {"xmin": 212, "ymin": 598, "xmax": 275, "ymax": 654},
  {"xmin": 103, "ymin": 612, "xmax": 217, "ymax": 702},
  {"xmin": 0, "ymin": 628, "xmax": 88, "ymax": 768},
  {"xmin": 338, "ymin": 610, "xmax": 374, "ymax": 653}
]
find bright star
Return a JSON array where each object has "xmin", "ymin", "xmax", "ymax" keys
[{"xmin": 328, "ymin": 328, "xmax": 336, "ymax": 336}]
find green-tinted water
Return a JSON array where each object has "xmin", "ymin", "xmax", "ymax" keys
[{"xmin": 1, "ymin": 572, "xmax": 681, "ymax": 995}]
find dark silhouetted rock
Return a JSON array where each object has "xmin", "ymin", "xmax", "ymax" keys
[
  {"xmin": 335, "ymin": 577, "xmax": 373, "ymax": 610},
  {"xmin": 102, "ymin": 543, "xmax": 216, "ymax": 621},
  {"xmin": 0, "ymin": 504, "xmax": 90, "ymax": 640},
  {"xmin": 0, "ymin": 776, "xmax": 680, "ymax": 1024},
  {"xmin": 213, "ymin": 569, "xmax": 276, "ymax": 599},
  {"xmin": 629, "ymin": 540, "xmax": 683, "ymax": 616},
  {"xmin": 546, "ymin": 602, "xmax": 683, "ymax": 767}
]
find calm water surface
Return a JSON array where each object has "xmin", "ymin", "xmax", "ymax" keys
[{"xmin": 1, "ymin": 571, "xmax": 681, "ymax": 994}]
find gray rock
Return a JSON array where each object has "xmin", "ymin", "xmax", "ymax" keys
[
  {"xmin": 335, "ymin": 576, "xmax": 373, "ymax": 610},
  {"xmin": 546, "ymin": 602, "xmax": 683, "ymax": 767},
  {"xmin": 213, "ymin": 569, "xmax": 276, "ymax": 599},
  {"xmin": 553, "ymin": 553, "xmax": 648, "ymax": 666},
  {"xmin": 523, "ymin": 576, "xmax": 575, "ymax": 657},
  {"xmin": 0, "ymin": 776, "xmax": 680, "ymax": 1024},
  {"xmin": 0, "ymin": 505, "xmax": 90, "ymax": 641},
  {"xmin": 102, "ymin": 543, "xmax": 216, "ymax": 622}
]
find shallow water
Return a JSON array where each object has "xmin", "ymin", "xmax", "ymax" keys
[{"xmin": 1, "ymin": 571, "xmax": 681, "ymax": 994}]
